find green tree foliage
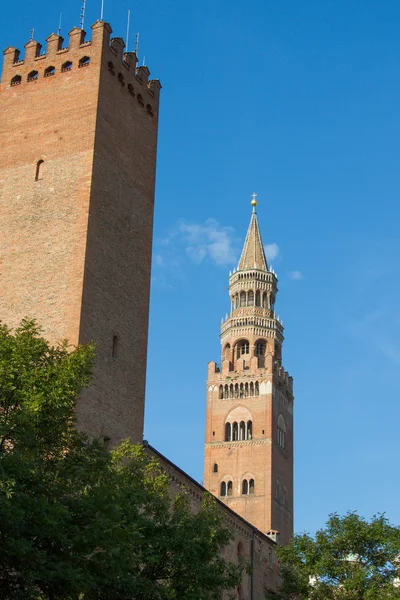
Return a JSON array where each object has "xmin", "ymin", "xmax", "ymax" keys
[
  {"xmin": 269, "ymin": 512, "xmax": 400, "ymax": 600},
  {"xmin": 0, "ymin": 320, "xmax": 241, "ymax": 599}
]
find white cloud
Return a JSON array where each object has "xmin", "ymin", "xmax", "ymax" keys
[
  {"xmin": 288, "ymin": 270, "xmax": 303, "ymax": 280},
  {"xmin": 264, "ymin": 243, "xmax": 279, "ymax": 261},
  {"xmin": 176, "ymin": 219, "xmax": 237, "ymax": 266}
]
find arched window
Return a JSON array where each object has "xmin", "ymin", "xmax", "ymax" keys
[
  {"xmin": 35, "ymin": 160, "xmax": 44, "ymax": 181},
  {"xmin": 277, "ymin": 414, "xmax": 286, "ymax": 449},
  {"xmin": 213, "ymin": 463, "xmax": 218, "ymax": 473},
  {"xmin": 242, "ymin": 479, "xmax": 248, "ymax": 494},
  {"xmin": 225, "ymin": 422, "xmax": 231, "ymax": 442},
  {"xmin": 224, "ymin": 343, "xmax": 231, "ymax": 361},
  {"xmin": 237, "ymin": 341, "xmax": 249, "ymax": 358},
  {"xmin": 240, "ymin": 291, "xmax": 246, "ymax": 307},
  {"xmin": 239, "ymin": 421, "xmax": 246, "ymax": 440},
  {"xmin": 220, "ymin": 481, "xmax": 226, "ymax": 496},
  {"xmin": 27, "ymin": 70, "xmax": 38, "ymax": 82},
  {"xmin": 234, "ymin": 383, "xmax": 239, "ymax": 398},
  {"xmin": 224, "ymin": 385, "xmax": 229, "ymax": 399},
  {"xmin": 227, "ymin": 481, "xmax": 233, "ymax": 496},
  {"xmin": 255, "ymin": 342, "xmax": 265, "ymax": 356},
  {"xmin": 11, "ymin": 74, "xmax": 22, "ymax": 86},
  {"xmin": 255, "ymin": 290, "xmax": 261, "ymax": 306},
  {"xmin": 263, "ymin": 292, "xmax": 268, "ymax": 308},
  {"xmin": 137, "ymin": 94, "xmax": 144, "ymax": 107},
  {"xmin": 247, "ymin": 290, "xmax": 254, "ymax": 305},
  {"xmin": 250, "ymin": 381, "xmax": 254, "ymax": 396},
  {"xmin": 232, "ymin": 422, "xmax": 238, "ymax": 441},
  {"xmin": 255, "ymin": 381, "xmax": 259, "ymax": 396},
  {"xmin": 219, "ymin": 385, "xmax": 223, "ymax": 399},
  {"xmin": 244, "ymin": 383, "xmax": 249, "ymax": 397},
  {"xmin": 239, "ymin": 383, "xmax": 244, "ymax": 398},
  {"xmin": 229, "ymin": 384, "xmax": 234, "ymax": 398},
  {"xmin": 247, "ymin": 420, "xmax": 252, "ymax": 439},
  {"xmin": 44, "ymin": 65, "xmax": 55, "ymax": 77},
  {"xmin": 61, "ymin": 61, "xmax": 72, "ymax": 72},
  {"xmin": 249, "ymin": 478, "xmax": 255, "ymax": 494},
  {"xmin": 78, "ymin": 56, "xmax": 90, "ymax": 68},
  {"xmin": 237, "ymin": 542, "xmax": 244, "ymax": 566}
]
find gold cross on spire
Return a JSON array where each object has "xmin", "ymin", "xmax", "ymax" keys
[{"xmin": 251, "ymin": 192, "xmax": 258, "ymax": 211}]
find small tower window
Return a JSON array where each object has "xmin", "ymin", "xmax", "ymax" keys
[
  {"xmin": 27, "ymin": 70, "xmax": 38, "ymax": 82},
  {"xmin": 225, "ymin": 422, "xmax": 231, "ymax": 442},
  {"xmin": 128, "ymin": 83, "xmax": 135, "ymax": 96},
  {"xmin": 112, "ymin": 335, "xmax": 119, "ymax": 358},
  {"xmin": 137, "ymin": 94, "xmax": 144, "ymax": 107},
  {"xmin": 11, "ymin": 74, "xmax": 22, "ymax": 86},
  {"xmin": 44, "ymin": 65, "xmax": 55, "ymax": 77},
  {"xmin": 220, "ymin": 481, "xmax": 226, "ymax": 496},
  {"xmin": 239, "ymin": 421, "xmax": 246, "ymax": 440},
  {"xmin": 61, "ymin": 61, "xmax": 72, "ymax": 72},
  {"xmin": 146, "ymin": 103, "xmax": 154, "ymax": 117},
  {"xmin": 35, "ymin": 160, "xmax": 44, "ymax": 181},
  {"xmin": 247, "ymin": 420, "xmax": 252, "ymax": 439},
  {"xmin": 213, "ymin": 463, "xmax": 218, "ymax": 473},
  {"xmin": 219, "ymin": 385, "xmax": 223, "ymax": 399},
  {"xmin": 118, "ymin": 73, "xmax": 125, "ymax": 86},
  {"xmin": 255, "ymin": 381, "xmax": 259, "ymax": 396},
  {"xmin": 227, "ymin": 481, "xmax": 233, "ymax": 496},
  {"xmin": 249, "ymin": 478, "xmax": 255, "ymax": 494},
  {"xmin": 255, "ymin": 290, "xmax": 261, "ymax": 306},
  {"xmin": 78, "ymin": 56, "xmax": 90, "ymax": 68},
  {"xmin": 242, "ymin": 479, "xmax": 248, "ymax": 494},
  {"xmin": 108, "ymin": 61, "xmax": 115, "ymax": 74}
]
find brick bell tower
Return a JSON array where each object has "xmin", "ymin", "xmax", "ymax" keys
[
  {"xmin": 0, "ymin": 21, "xmax": 161, "ymax": 445},
  {"xmin": 203, "ymin": 195, "xmax": 294, "ymax": 545}
]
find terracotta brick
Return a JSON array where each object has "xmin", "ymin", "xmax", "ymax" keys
[{"xmin": 0, "ymin": 21, "xmax": 161, "ymax": 445}]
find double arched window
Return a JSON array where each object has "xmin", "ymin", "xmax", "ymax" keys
[
  {"xmin": 242, "ymin": 478, "xmax": 255, "ymax": 494},
  {"xmin": 220, "ymin": 480, "xmax": 233, "ymax": 497}
]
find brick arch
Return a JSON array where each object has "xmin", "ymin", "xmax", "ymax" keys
[{"xmin": 226, "ymin": 405, "xmax": 252, "ymax": 423}]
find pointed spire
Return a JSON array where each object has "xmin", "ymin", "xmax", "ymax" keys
[{"xmin": 237, "ymin": 193, "xmax": 268, "ymax": 271}]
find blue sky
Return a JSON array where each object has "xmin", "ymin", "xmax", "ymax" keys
[{"xmin": 3, "ymin": 0, "xmax": 400, "ymax": 535}]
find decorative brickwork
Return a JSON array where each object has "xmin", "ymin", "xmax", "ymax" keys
[
  {"xmin": 204, "ymin": 200, "xmax": 294, "ymax": 545},
  {"xmin": 0, "ymin": 20, "xmax": 161, "ymax": 446}
]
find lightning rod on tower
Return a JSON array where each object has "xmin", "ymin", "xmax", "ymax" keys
[
  {"xmin": 126, "ymin": 10, "xmax": 131, "ymax": 53},
  {"xmin": 80, "ymin": 0, "xmax": 86, "ymax": 30}
]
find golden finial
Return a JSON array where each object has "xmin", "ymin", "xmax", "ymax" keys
[{"xmin": 251, "ymin": 192, "xmax": 258, "ymax": 211}]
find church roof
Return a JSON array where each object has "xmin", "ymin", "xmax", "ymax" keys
[{"xmin": 237, "ymin": 205, "xmax": 268, "ymax": 271}]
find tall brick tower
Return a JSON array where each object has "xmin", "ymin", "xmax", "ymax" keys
[
  {"xmin": 203, "ymin": 196, "xmax": 294, "ymax": 545},
  {"xmin": 0, "ymin": 21, "xmax": 161, "ymax": 445}
]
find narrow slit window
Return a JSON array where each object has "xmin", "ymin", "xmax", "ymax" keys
[
  {"xmin": 112, "ymin": 335, "xmax": 119, "ymax": 358},
  {"xmin": 213, "ymin": 463, "xmax": 218, "ymax": 473},
  {"xmin": 35, "ymin": 160, "xmax": 44, "ymax": 181}
]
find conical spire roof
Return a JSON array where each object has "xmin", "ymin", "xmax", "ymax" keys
[{"xmin": 237, "ymin": 197, "xmax": 268, "ymax": 271}]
